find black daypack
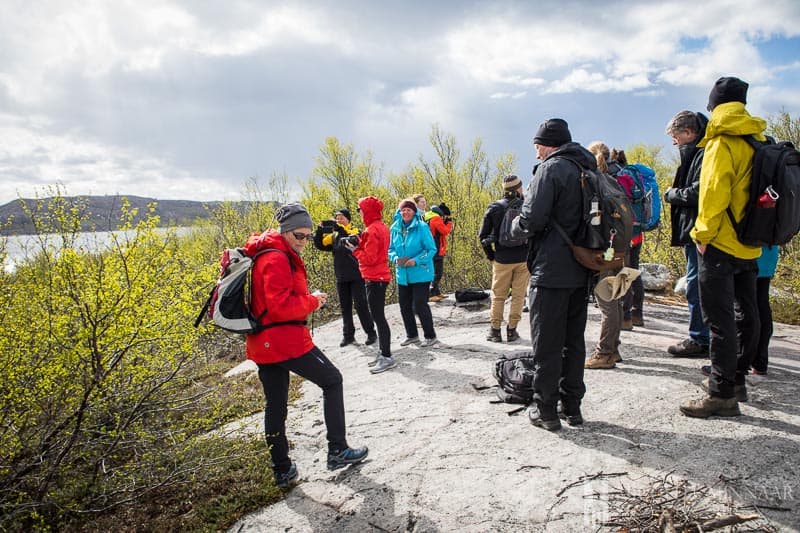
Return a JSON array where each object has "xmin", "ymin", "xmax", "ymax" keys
[
  {"xmin": 454, "ymin": 287, "xmax": 489, "ymax": 302},
  {"xmin": 493, "ymin": 352, "xmax": 535, "ymax": 405},
  {"xmin": 552, "ymin": 158, "xmax": 634, "ymax": 271},
  {"xmin": 497, "ymin": 197, "xmax": 529, "ymax": 248},
  {"xmin": 726, "ymin": 135, "xmax": 800, "ymax": 246}
]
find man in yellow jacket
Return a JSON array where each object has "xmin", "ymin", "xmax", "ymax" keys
[{"xmin": 680, "ymin": 77, "xmax": 765, "ymax": 418}]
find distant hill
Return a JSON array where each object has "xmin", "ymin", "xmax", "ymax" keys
[{"xmin": 0, "ymin": 195, "xmax": 255, "ymax": 235}]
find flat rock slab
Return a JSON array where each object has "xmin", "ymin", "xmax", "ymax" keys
[{"xmin": 231, "ymin": 296, "xmax": 800, "ymax": 532}]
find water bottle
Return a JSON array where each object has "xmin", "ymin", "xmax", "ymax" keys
[{"xmin": 590, "ymin": 196, "xmax": 601, "ymax": 226}]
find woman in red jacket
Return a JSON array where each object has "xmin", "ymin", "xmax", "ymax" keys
[
  {"xmin": 246, "ymin": 203, "xmax": 368, "ymax": 488},
  {"xmin": 347, "ymin": 196, "xmax": 392, "ymax": 369}
]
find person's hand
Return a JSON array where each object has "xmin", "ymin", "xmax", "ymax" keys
[
  {"xmin": 696, "ymin": 243, "xmax": 707, "ymax": 256},
  {"xmin": 404, "ymin": 258, "xmax": 416, "ymax": 266},
  {"xmin": 312, "ymin": 290, "xmax": 328, "ymax": 310}
]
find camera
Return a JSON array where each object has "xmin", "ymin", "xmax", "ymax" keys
[
  {"xmin": 321, "ymin": 219, "xmax": 336, "ymax": 229},
  {"xmin": 342, "ymin": 234, "xmax": 360, "ymax": 247}
]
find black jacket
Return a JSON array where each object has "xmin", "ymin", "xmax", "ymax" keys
[
  {"xmin": 665, "ymin": 113, "xmax": 708, "ymax": 246},
  {"xmin": 313, "ymin": 224, "xmax": 364, "ymax": 283},
  {"xmin": 478, "ymin": 194, "xmax": 529, "ymax": 264},
  {"xmin": 516, "ymin": 142, "xmax": 594, "ymax": 288}
]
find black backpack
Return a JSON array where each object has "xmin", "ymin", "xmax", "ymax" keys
[
  {"xmin": 726, "ymin": 135, "xmax": 800, "ymax": 246},
  {"xmin": 454, "ymin": 287, "xmax": 489, "ymax": 302},
  {"xmin": 493, "ymin": 352, "xmax": 535, "ymax": 405},
  {"xmin": 496, "ymin": 197, "xmax": 528, "ymax": 248}
]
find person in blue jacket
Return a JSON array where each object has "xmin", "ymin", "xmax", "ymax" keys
[
  {"xmin": 752, "ymin": 245, "xmax": 779, "ymax": 375},
  {"xmin": 380, "ymin": 198, "xmax": 439, "ymax": 374}
]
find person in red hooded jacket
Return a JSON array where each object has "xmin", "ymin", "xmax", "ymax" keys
[
  {"xmin": 347, "ymin": 196, "xmax": 392, "ymax": 368},
  {"xmin": 246, "ymin": 203, "xmax": 368, "ymax": 488}
]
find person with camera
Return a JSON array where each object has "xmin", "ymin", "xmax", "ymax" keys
[
  {"xmin": 425, "ymin": 202, "xmax": 453, "ymax": 302},
  {"xmin": 313, "ymin": 208, "xmax": 377, "ymax": 347}
]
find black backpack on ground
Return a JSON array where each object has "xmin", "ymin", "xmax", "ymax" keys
[
  {"xmin": 454, "ymin": 287, "xmax": 489, "ymax": 302},
  {"xmin": 493, "ymin": 352, "xmax": 535, "ymax": 405},
  {"xmin": 726, "ymin": 135, "xmax": 800, "ymax": 246}
]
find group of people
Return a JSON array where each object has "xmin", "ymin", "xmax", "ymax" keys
[{"xmin": 243, "ymin": 75, "xmax": 782, "ymax": 488}]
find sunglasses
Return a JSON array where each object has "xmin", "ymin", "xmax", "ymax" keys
[{"xmin": 291, "ymin": 232, "xmax": 314, "ymax": 241}]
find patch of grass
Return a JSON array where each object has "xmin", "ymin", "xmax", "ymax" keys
[{"xmin": 772, "ymin": 297, "xmax": 800, "ymax": 326}]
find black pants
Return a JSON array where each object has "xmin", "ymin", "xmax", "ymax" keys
[
  {"xmin": 751, "ymin": 277, "xmax": 773, "ymax": 372},
  {"xmin": 337, "ymin": 279, "xmax": 375, "ymax": 340},
  {"xmin": 699, "ymin": 245, "xmax": 759, "ymax": 398},
  {"xmin": 257, "ymin": 347, "xmax": 347, "ymax": 473},
  {"xmin": 430, "ymin": 256, "xmax": 444, "ymax": 296},
  {"xmin": 528, "ymin": 285, "xmax": 588, "ymax": 413},
  {"xmin": 366, "ymin": 281, "xmax": 391, "ymax": 356},
  {"xmin": 398, "ymin": 282, "xmax": 436, "ymax": 340}
]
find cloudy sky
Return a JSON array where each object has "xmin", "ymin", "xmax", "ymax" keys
[{"xmin": 1, "ymin": 0, "xmax": 799, "ymax": 205}]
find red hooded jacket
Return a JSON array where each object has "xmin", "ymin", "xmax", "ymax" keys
[
  {"xmin": 244, "ymin": 230, "xmax": 318, "ymax": 364},
  {"xmin": 352, "ymin": 196, "xmax": 391, "ymax": 282}
]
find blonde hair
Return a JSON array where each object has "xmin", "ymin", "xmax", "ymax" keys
[{"xmin": 587, "ymin": 141, "xmax": 610, "ymax": 173}]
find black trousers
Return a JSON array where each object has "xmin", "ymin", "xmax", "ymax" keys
[
  {"xmin": 699, "ymin": 245, "xmax": 759, "ymax": 398},
  {"xmin": 257, "ymin": 347, "xmax": 347, "ymax": 473},
  {"xmin": 430, "ymin": 256, "xmax": 444, "ymax": 296},
  {"xmin": 366, "ymin": 281, "xmax": 391, "ymax": 356},
  {"xmin": 337, "ymin": 279, "xmax": 375, "ymax": 340},
  {"xmin": 528, "ymin": 285, "xmax": 588, "ymax": 413},
  {"xmin": 398, "ymin": 282, "xmax": 436, "ymax": 340},
  {"xmin": 751, "ymin": 277, "xmax": 773, "ymax": 372}
]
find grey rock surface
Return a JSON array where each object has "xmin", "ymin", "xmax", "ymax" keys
[
  {"xmin": 230, "ymin": 295, "xmax": 800, "ymax": 532},
  {"xmin": 640, "ymin": 262, "xmax": 673, "ymax": 291}
]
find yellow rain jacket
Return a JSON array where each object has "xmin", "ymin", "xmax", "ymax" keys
[{"xmin": 690, "ymin": 102, "xmax": 766, "ymax": 259}]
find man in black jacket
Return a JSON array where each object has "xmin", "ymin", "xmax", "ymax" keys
[
  {"xmin": 664, "ymin": 111, "xmax": 710, "ymax": 357},
  {"xmin": 478, "ymin": 175, "xmax": 531, "ymax": 342},
  {"xmin": 314, "ymin": 208, "xmax": 377, "ymax": 347},
  {"xmin": 514, "ymin": 118, "xmax": 592, "ymax": 431}
]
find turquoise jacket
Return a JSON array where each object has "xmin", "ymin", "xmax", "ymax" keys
[
  {"xmin": 757, "ymin": 245, "xmax": 779, "ymax": 278},
  {"xmin": 388, "ymin": 209, "xmax": 437, "ymax": 286}
]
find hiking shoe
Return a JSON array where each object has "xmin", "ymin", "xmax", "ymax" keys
[
  {"xmin": 506, "ymin": 327, "xmax": 520, "ymax": 342},
  {"xmin": 701, "ymin": 365, "xmax": 711, "ymax": 377},
  {"xmin": 750, "ymin": 368, "xmax": 767, "ymax": 376},
  {"xmin": 365, "ymin": 332, "xmax": 378, "ymax": 346},
  {"xmin": 527, "ymin": 404, "xmax": 561, "ymax": 431},
  {"xmin": 631, "ymin": 315, "xmax": 644, "ymax": 327},
  {"xmin": 339, "ymin": 337, "xmax": 355, "ymax": 348},
  {"xmin": 621, "ymin": 319, "xmax": 634, "ymax": 331},
  {"xmin": 367, "ymin": 353, "xmax": 384, "ymax": 367},
  {"xmin": 679, "ymin": 395, "xmax": 741, "ymax": 418},
  {"xmin": 668, "ymin": 339, "xmax": 708, "ymax": 357},
  {"xmin": 428, "ymin": 294, "xmax": 445, "ymax": 302},
  {"xmin": 400, "ymin": 336, "xmax": 420, "ymax": 346},
  {"xmin": 584, "ymin": 352, "xmax": 616, "ymax": 369},
  {"xmin": 327, "ymin": 446, "xmax": 369, "ymax": 470},
  {"xmin": 370, "ymin": 356, "xmax": 397, "ymax": 374},
  {"xmin": 274, "ymin": 462, "xmax": 298, "ymax": 489},
  {"xmin": 486, "ymin": 328, "xmax": 502, "ymax": 343},
  {"xmin": 701, "ymin": 378, "xmax": 748, "ymax": 402},
  {"xmin": 557, "ymin": 404, "xmax": 584, "ymax": 426},
  {"xmin": 420, "ymin": 337, "xmax": 438, "ymax": 347}
]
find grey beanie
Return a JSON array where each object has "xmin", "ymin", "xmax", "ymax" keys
[{"xmin": 276, "ymin": 203, "xmax": 313, "ymax": 233}]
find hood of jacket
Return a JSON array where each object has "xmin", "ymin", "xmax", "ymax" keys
[
  {"xmin": 243, "ymin": 229, "xmax": 294, "ymax": 258},
  {"xmin": 699, "ymin": 102, "xmax": 767, "ymax": 146},
  {"xmin": 358, "ymin": 196, "xmax": 384, "ymax": 225}
]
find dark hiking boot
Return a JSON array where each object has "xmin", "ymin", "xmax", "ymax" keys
[
  {"xmin": 701, "ymin": 378, "xmax": 748, "ymax": 402},
  {"xmin": 327, "ymin": 446, "xmax": 369, "ymax": 470},
  {"xmin": 506, "ymin": 327, "xmax": 520, "ymax": 342},
  {"xmin": 486, "ymin": 328, "xmax": 502, "ymax": 342},
  {"xmin": 339, "ymin": 337, "xmax": 355, "ymax": 347},
  {"xmin": 365, "ymin": 332, "xmax": 378, "ymax": 345},
  {"xmin": 558, "ymin": 403, "xmax": 584, "ymax": 426},
  {"xmin": 274, "ymin": 462, "xmax": 298, "ymax": 489},
  {"xmin": 527, "ymin": 404, "xmax": 561, "ymax": 431},
  {"xmin": 631, "ymin": 314, "xmax": 644, "ymax": 327},
  {"xmin": 680, "ymin": 395, "xmax": 741, "ymax": 418},
  {"xmin": 668, "ymin": 339, "xmax": 708, "ymax": 357},
  {"xmin": 621, "ymin": 319, "xmax": 634, "ymax": 331}
]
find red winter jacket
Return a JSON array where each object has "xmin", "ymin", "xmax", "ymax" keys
[
  {"xmin": 244, "ymin": 230, "xmax": 318, "ymax": 364},
  {"xmin": 352, "ymin": 196, "xmax": 391, "ymax": 282},
  {"xmin": 427, "ymin": 214, "xmax": 453, "ymax": 256}
]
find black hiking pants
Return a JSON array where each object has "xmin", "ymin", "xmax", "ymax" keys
[
  {"xmin": 366, "ymin": 281, "xmax": 391, "ymax": 356},
  {"xmin": 337, "ymin": 279, "xmax": 375, "ymax": 341}
]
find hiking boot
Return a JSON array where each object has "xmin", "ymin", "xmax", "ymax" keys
[
  {"xmin": 365, "ymin": 332, "xmax": 378, "ymax": 346},
  {"xmin": 274, "ymin": 462, "xmax": 298, "ymax": 489},
  {"xmin": 420, "ymin": 337, "xmax": 438, "ymax": 347},
  {"xmin": 339, "ymin": 337, "xmax": 355, "ymax": 348},
  {"xmin": 609, "ymin": 351, "xmax": 622, "ymax": 363},
  {"xmin": 621, "ymin": 319, "xmax": 634, "ymax": 331},
  {"xmin": 428, "ymin": 294, "xmax": 445, "ymax": 302},
  {"xmin": 506, "ymin": 327, "xmax": 520, "ymax": 342},
  {"xmin": 668, "ymin": 339, "xmax": 708, "ymax": 357},
  {"xmin": 400, "ymin": 336, "xmax": 420, "ymax": 346},
  {"xmin": 527, "ymin": 404, "xmax": 561, "ymax": 431},
  {"xmin": 631, "ymin": 315, "xmax": 644, "ymax": 327},
  {"xmin": 701, "ymin": 378, "xmax": 748, "ymax": 402},
  {"xmin": 584, "ymin": 352, "xmax": 616, "ymax": 369},
  {"xmin": 486, "ymin": 328, "xmax": 502, "ymax": 343},
  {"xmin": 750, "ymin": 367, "xmax": 767, "ymax": 376},
  {"xmin": 701, "ymin": 364, "xmax": 711, "ymax": 376},
  {"xmin": 327, "ymin": 446, "xmax": 369, "ymax": 470},
  {"xmin": 557, "ymin": 403, "xmax": 584, "ymax": 426},
  {"xmin": 679, "ymin": 395, "xmax": 741, "ymax": 418},
  {"xmin": 370, "ymin": 356, "xmax": 397, "ymax": 374}
]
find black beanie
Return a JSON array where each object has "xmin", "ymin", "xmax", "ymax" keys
[
  {"xmin": 533, "ymin": 118, "xmax": 572, "ymax": 147},
  {"xmin": 707, "ymin": 76, "xmax": 748, "ymax": 112},
  {"xmin": 438, "ymin": 202, "xmax": 451, "ymax": 216},
  {"xmin": 334, "ymin": 208, "xmax": 352, "ymax": 222}
]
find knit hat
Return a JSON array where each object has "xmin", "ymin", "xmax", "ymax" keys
[
  {"xmin": 503, "ymin": 175, "xmax": 522, "ymax": 190},
  {"xmin": 334, "ymin": 208, "xmax": 352, "ymax": 222},
  {"xmin": 438, "ymin": 202, "xmax": 451, "ymax": 216},
  {"xmin": 533, "ymin": 118, "xmax": 572, "ymax": 147},
  {"xmin": 276, "ymin": 203, "xmax": 313, "ymax": 233},
  {"xmin": 707, "ymin": 76, "xmax": 748, "ymax": 112},
  {"xmin": 398, "ymin": 199, "xmax": 417, "ymax": 211}
]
